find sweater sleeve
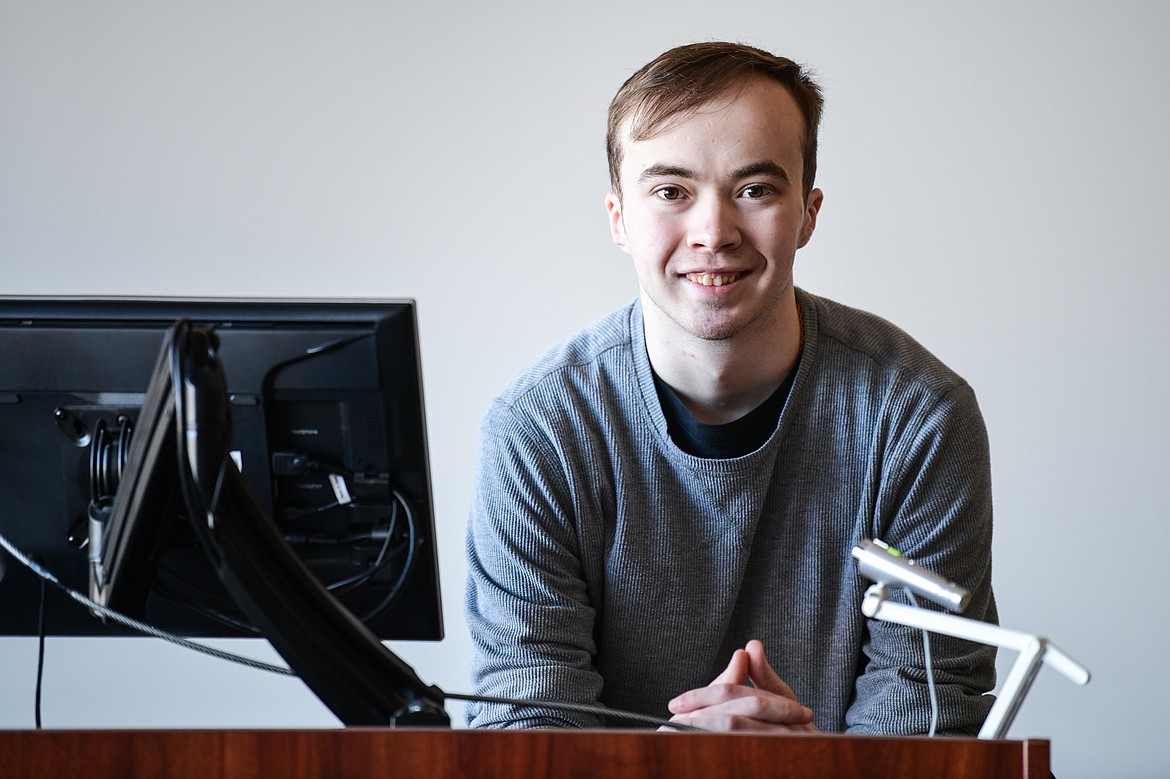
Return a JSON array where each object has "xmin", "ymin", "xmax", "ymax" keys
[
  {"xmin": 846, "ymin": 380, "xmax": 998, "ymax": 736},
  {"xmin": 463, "ymin": 398, "xmax": 605, "ymax": 728}
]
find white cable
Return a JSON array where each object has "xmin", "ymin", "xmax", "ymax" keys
[{"xmin": 905, "ymin": 591, "xmax": 939, "ymax": 736}]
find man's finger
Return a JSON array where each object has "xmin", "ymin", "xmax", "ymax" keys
[
  {"xmin": 668, "ymin": 686, "xmax": 815, "ymax": 726},
  {"xmin": 709, "ymin": 648, "xmax": 749, "ymax": 686},
  {"xmin": 669, "ymin": 650, "xmax": 748, "ymax": 714},
  {"xmin": 744, "ymin": 639, "xmax": 800, "ymax": 701}
]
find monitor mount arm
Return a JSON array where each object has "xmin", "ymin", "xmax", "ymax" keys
[
  {"xmin": 860, "ymin": 583, "xmax": 1090, "ymax": 739},
  {"xmin": 172, "ymin": 320, "xmax": 449, "ymax": 727}
]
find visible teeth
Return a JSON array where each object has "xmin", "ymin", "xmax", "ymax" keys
[{"xmin": 688, "ymin": 272, "xmax": 738, "ymax": 287}]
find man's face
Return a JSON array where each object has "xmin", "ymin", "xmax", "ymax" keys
[{"xmin": 607, "ymin": 78, "xmax": 823, "ymax": 345}]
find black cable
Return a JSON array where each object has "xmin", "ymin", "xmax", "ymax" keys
[
  {"xmin": 4, "ymin": 530, "xmax": 702, "ymax": 733},
  {"xmin": 0, "ymin": 530, "xmax": 294, "ymax": 675},
  {"xmin": 35, "ymin": 576, "xmax": 46, "ymax": 729},
  {"xmin": 182, "ymin": 322, "xmax": 415, "ymax": 625},
  {"xmin": 442, "ymin": 691, "xmax": 704, "ymax": 732},
  {"xmin": 352, "ymin": 488, "xmax": 418, "ymax": 624},
  {"xmin": 149, "ymin": 578, "xmax": 263, "ymax": 635},
  {"xmin": 324, "ymin": 501, "xmax": 398, "ymax": 594}
]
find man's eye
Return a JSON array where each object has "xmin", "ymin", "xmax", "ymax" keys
[
  {"xmin": 741, "ymin": 184, "xmax": 773, "ymax": 199},
  {"xmin": 654, "ymin": 186, "xmax": 685, "ymax": 201}
]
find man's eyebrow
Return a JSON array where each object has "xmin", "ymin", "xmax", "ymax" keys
[
  {"xmin": 732, "ymin": 160, "xmax": 792, "ymax": 182},
  {"xmin": 635, "ymin": 161, "xmax": 793, "ymax": 185},
  {"xmin": 636, "ymin": 163, "xmax": 695, "ymax": 183}
]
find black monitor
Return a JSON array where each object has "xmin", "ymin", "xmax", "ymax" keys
[{"xmin": 0, "ymin": 297, "xmax": 443, "ymax": 643}]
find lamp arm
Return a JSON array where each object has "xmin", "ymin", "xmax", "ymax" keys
[{"xmin": 861, "ymin": 584, "xmax": 1090, "ymax": 739}]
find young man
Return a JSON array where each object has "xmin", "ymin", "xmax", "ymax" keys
[{"xmin": 464, "ymin": 42, "xmax": 996, "ymax": 734}]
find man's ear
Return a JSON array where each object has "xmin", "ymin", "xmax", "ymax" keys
[
  {"xmin": 797, "ymin": 188, "xmax": 824, "ymax": 249},
  {"xmin": 606, "ymin": 192, "xmax": 631, "ymax": 254}
]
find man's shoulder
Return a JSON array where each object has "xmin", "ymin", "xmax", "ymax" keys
[
  {"xmin": 804, "ymin": 290, "xmax": 968, "ymax": 396},
  {"xmin": 495, "ymin": 302, "xmax": 639, "ymax": 407}
]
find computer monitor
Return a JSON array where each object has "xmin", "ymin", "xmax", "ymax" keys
[{"xmin": 0, "ymin": 297, "xmax": 443, "ymax": 643}]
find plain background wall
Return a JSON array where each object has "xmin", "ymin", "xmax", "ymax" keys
[{"xmin": 1, "ymin": 2, "xmax": 1167, "ymax": 776}]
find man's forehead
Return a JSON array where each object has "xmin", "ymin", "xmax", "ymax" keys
[
  {"xmin": 619, "ymin": 83, "xmax": 751, "ymax": 146},
  {"xmin": 621, "ymin": 80, "xmax": 800, "ymax": 143},
  {"xmin": 616, "ymin": 83, "xmax": 805, "ymax": 181}
]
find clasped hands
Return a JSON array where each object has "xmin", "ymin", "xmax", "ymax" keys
[{"xmin": 664, "ymin": 639, "xmax": 819, "ymax": 733}]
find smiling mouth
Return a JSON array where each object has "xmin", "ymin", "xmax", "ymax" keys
[{"xmin": 685, "ymin": 271, "xmax": 742, "ymax": 287}]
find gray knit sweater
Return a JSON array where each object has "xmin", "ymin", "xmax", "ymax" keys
[{"xmin": 465, "ymin": 289, "xmax": 996, "ymax": 734}]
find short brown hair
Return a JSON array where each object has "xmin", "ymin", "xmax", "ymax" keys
[{"xmin": 606, "ymin": 42, "xmax": 824, "ymax": 201}]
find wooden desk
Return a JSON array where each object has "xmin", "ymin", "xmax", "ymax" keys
[{"xmin": 0, "ymin": 728, "xmax": 1049, "ymax": 778}]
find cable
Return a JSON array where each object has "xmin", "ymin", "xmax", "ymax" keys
[
  {"xmin": 148, "ymin": 565, "xmax": 263, "ymax": 634},
  {"xmin": 443, "ymin": 691, "xmax": 704, "ymax": 732},
  {"xmin": 324, "ymin": 501, "xmax": 398, "ymax": 594},
  {"xmin": 35, "ymin": 577, "xmax": 46, "ymax": 729},
  {"xmin": 3, "ymin": 529, "xmax": 705, "ymax": 732},
  {"xmin": 353, "ymin": 489, "xmax": 418, "ymax": 624},
  {"xmin": 0, "ymin": 529, "xmax": 294, "ymax": 677},
  {"xmin": 6, "ymin": 531, "xmax": 702, "ymax": 731},
  {"xmin": 905, "ymin": 591, "xmax": 940, "ymax": 737}
]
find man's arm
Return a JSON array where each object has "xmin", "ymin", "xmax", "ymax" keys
[
  {"xmin": 847, "ymin": 380, "xmax": 997, "ymax": 735},
  {"xmin": 464, "ymin": 401, "xmax": 604, "ymax": 728}
]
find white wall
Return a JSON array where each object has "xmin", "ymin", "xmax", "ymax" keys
[{"xmin": 1, "ymin": 2, "xmax": 1166, "ymax": 776}]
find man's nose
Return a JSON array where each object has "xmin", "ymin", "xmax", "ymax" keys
[{"xmin": 686, "ymin": 196, "xmax": 742, "ymax": 253}]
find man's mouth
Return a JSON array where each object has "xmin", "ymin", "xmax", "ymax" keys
[{"xmin": 685, "ymin": 271, "xmax": 742, "ymax": 287}]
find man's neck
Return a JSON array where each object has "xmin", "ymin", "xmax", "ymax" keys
[{"xmin": 643, "ymin": 294, "xmax": 803, "ymax": 425}]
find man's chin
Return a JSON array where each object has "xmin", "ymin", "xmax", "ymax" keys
[{"xmin": 680, "ymin": 315, "xmax": 744, "ymax": 343}]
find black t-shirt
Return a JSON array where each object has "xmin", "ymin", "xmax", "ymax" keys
[{"xmin": 652, "ymin": 363, "xmax": 798, "ymax": 459}]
